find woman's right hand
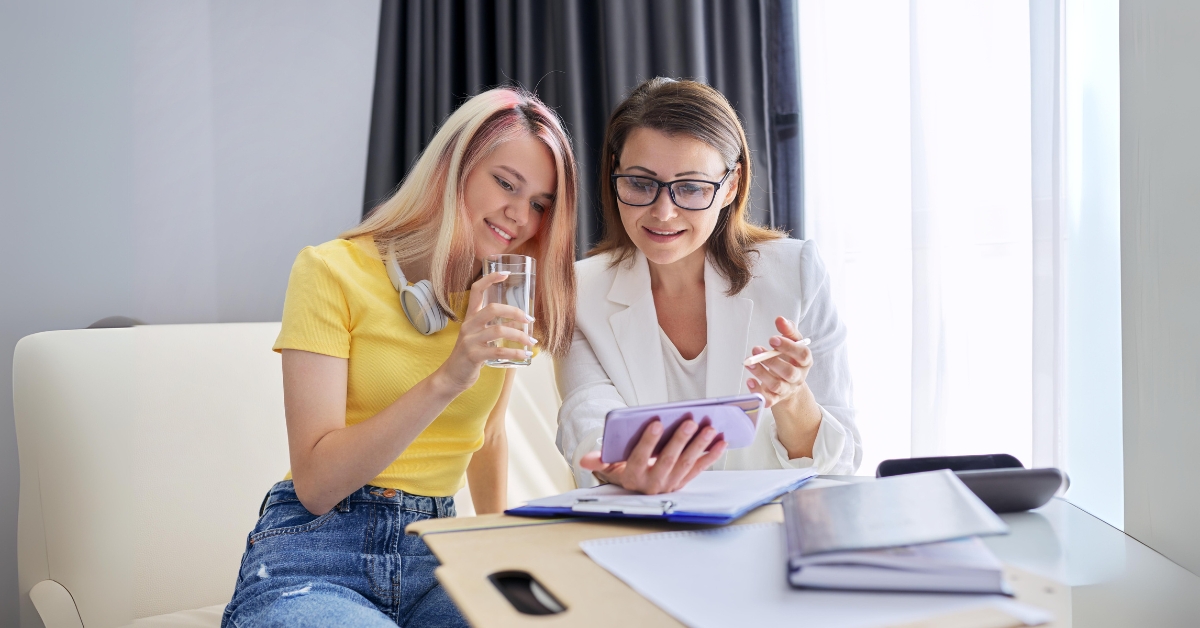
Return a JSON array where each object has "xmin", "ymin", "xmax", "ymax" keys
[
  {"xmin": 436, "ymin": 271, "xmax": 538, "ymax": 393},
  {"xmin": 578, "ymin": 419, "xmax": 728, "ymax": 494}
]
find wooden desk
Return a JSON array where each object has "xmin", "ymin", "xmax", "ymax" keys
[
  {"xmin": 411, "ymin": 469, "xmax": 1200, "ymax": 627},
  {"xmin": 409, "ymin": 501, "xmax": 1069, "ymax": 627}
]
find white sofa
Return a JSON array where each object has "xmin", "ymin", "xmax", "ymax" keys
[{"xmin": 14, "ymin": 323, "xmax": 574, "ymax": 628}]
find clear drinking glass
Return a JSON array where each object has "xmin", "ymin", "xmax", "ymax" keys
[{"xmin": 483, "ymin": 254, "xmax": 536, "ymax": 367}]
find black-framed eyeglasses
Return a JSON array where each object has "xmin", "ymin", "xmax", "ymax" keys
[{"xmin": 610, "ymin": 170, "xmax": 733, "ymax": 211}]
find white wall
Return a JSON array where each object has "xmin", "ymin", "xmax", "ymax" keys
[
  {"xmin": 1120, "ymin": 0, "xmax": 1200, "ymax": 576},
  {"xmin": 0, "ymin": 1, "xmax": 380, "ymax": 624}
]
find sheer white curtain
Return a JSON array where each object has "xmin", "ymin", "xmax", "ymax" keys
[
  {"xmin": 799, "ymin": 0, "xmax": 1123, "ymax": 529},
  {"xmin": 799, "ymin": 0, "xmax": 1033, "ymax": 476},
  {"xmin": 1030, "ymin": 0, "xmax": 1068, "ymax": 477},
  {"xmin": 798, "ymin": 0, "xmax": 914, "ymax": 475}
]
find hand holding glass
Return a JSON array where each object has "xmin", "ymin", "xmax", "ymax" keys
[{"xmin": 483, "ymin": 254, "xmax": 536, "ymax": 367}]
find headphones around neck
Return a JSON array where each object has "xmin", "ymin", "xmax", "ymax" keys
[{"xmin": 383, "ymin": 242, "xmax": 449, "ymax": 336}]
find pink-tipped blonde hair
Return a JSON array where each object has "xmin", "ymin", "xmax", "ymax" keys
[{"xmin": 343, "ymin": 87, "xmax": 578, "ymax": 357}]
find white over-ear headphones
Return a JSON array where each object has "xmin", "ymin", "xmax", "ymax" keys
[{"xmin": 384, "ymin": 242, "xmax": 449, "ymax": 336}]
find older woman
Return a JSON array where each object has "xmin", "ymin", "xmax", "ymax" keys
[{"xmin": 556, "ymin": 78, "xmax": 860, "ymax": 494}]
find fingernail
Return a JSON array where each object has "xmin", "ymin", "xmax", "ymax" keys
[
  {"xmin": 746, "ymin": 363, "xmax": 756, "ymax": 370},
  {"xmin": 530, "ymin": 338, "xmax": 539, "ymax": 344},
  {"xmin": 747, "ymin": 380, "xmax": 757, "ymax": 389},
  {"xmin": 526, "ymin": 314, "xmax": 536, "ymax": 322},
  {"xmin": 682, "ymin": 422, "xmax": 697, "ymax": 435},
  {"xmin": 498, "ymin": 271, "xmax": 511, "ymax": 276},
  {"xmin": 525, "ymin": 350, "xmax": 533, "ymax": 357},
  {"xmin": 770, "ymin": 337, "xmax": 782, "ymax": 347}
]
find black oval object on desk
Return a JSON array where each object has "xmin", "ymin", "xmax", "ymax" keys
[
  {"xmin": 488, "ymin": 571, "xmax": 566, "ymax": 615},
  {"xmin": 874, "ymin": 454, "xmax": 1068, "ymax": 513},
  {"xmin": 876, "ymin": 453, "xmax": 1024, "ymax": 477},
  {"xmin": 955, "ymin": 467, "xmax": 1069, "ymax": 513}
]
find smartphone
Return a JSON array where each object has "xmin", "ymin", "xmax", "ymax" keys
[{"xmin": 599, "ymin": 394, "xmax": 765, "ymax": 464}]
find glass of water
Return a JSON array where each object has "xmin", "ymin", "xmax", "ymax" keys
[{"xmin": 483, "ymin": 254, "xmax": 536, "ymax": 367}]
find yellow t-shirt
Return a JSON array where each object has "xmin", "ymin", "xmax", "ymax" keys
[{"xmin": 272, "ymin": 236, "xmax": 504, "ymax": 496}]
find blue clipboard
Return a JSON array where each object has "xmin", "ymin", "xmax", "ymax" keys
[{"xmin": 505, "ymin": 469, "xmax": 817, "ymax": 525}]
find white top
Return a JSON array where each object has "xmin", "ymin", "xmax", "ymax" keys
[
  {"xmin": 659, "ymin": 326, "xmax": 708, "ymax": 403},
  {"xmin": 555, "ymin": 238, "xmax": 862, "ymax": 488}
]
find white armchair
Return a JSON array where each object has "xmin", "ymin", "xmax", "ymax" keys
[{"xmin": 14, "ymin": 323, "xmax": 572, "ymax": 628}]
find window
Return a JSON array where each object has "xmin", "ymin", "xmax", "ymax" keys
[{"xmin": 798, "ymin": 0, "xmax": 1121, "ymax": 528}]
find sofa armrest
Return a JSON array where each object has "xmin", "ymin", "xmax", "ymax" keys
[{"xmin": 30, "ymin": 580, "xmax": 84, "ymax": 628}]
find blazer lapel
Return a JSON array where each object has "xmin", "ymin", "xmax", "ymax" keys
[
  {"xmin": 608, "ymin": 252, "xmax": 669, "ymax": 406},
  {"xmin": 705, "ymin": 260, "xmax": 755, "ymax": 399}
]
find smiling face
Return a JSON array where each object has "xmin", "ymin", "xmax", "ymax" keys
[
  {"xmin": 463, "ymin": 133, "xmax": 557, "ymax": 264},
  {"xmin": 615, "ymin": 127, "xmax": 739, "ymax": 268}
]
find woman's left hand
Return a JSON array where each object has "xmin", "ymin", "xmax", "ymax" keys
[{"xmin": 744, "ymin": 317, "xmax": 813, "ymax": 408}]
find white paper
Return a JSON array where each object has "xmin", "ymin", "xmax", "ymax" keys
[
  {"xmin": 581, "ymin": 522, "xmax": 1052, "ymax": 628},
  {"xmin": 521, "ymin": 469, "xmax": 817, "ymax": 516}
]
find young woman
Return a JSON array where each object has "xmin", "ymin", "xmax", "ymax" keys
[
  {"xmin": 222, "ymin": 88, "xmax": 577, "ymax": 628},
  {"xmin": 555, "ymin": 78, "xmax": 861, "ymax": 494}
]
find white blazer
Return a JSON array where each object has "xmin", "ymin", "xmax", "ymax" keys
[{"xmin": 555, "ymin": 238, "xmax": 862, "ymax": 488}]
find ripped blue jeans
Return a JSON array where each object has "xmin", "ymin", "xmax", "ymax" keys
[{"xmin": 221, "ymin": 481, "xmax": 467, "ymax": 628}]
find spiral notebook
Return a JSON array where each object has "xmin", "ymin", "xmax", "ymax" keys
[
  {"xmin": 787, "ymin": 536, "xmax": 1011, "ymax": 594},
  {"xmin": 782, "ymin": 469, "xmax": 1011, "ymax": 594},
  {"xmin": 782, "ymin": 469, "xmax": 1009, "ymax": 556}
]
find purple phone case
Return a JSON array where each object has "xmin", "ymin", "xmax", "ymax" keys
[{"xmin": 600, "ymin": 394, "xmax": 764, "ymax": 464}]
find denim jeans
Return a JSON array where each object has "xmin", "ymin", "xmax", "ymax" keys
[{"xmin": 221, "ymin": 481, "xmax": 467, "ymax": 628}]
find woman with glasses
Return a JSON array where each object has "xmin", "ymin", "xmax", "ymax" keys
[{"xmin": 555, "ymin": 78, "xmax": 861, "ymax": 494}]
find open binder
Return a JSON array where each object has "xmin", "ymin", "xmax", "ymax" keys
[{"xmin": 506, "ymin": 468, "xmax": 818, "ymax": 525}]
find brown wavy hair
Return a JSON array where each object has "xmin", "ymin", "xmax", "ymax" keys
[{"xmin": 588, "ymin": 77, "xmax": 783, "ymax": 295}]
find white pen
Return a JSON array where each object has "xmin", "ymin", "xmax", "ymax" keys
[{"xmin": 742, "ymin": 337, "xmax": 811, "ymax": 366}]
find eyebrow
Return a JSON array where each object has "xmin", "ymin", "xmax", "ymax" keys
[
  {"xmin": 623, "ymin": 165, "xmax": 713, "ymax": 178},
  {"xmin": 498, "ymin": 165, "xmax": 526, "ymax": 184},
  {"xmin": 499, "ymin": 164, "xmax": 555, "ymax": 203}
]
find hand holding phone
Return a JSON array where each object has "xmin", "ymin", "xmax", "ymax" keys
[
  {"xmin": 600, "ymin": 394, "xmax": 764, "ymax": 463},
  {"xmin": 580, "ymin": 394, "xmax": 763, "ymax": 495}
]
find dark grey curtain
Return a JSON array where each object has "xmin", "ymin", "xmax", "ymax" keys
[{"xmin": 363, "ymin": 0, "xmax": 804, "ymax": 252}]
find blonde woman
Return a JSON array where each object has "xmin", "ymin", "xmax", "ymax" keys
[
  {"xmin": 222, "ymin": 88, "xmax": 577, "ymax": 628},
  {"xmin": 557, "ymin": 78, "xmax": 860, "ymax": 494}
]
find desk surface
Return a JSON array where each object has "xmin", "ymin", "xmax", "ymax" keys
[
  {"xmin": 984, "ymin": 496, "xmax": 1200, "ymax": 626},
  {"xmin": 812, "ymin": 476, "xmax": 1200, "ymax": 627},
  {"xmin": 413, "ymin": 478, "xmax": 1200, "ymax": 627}
]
